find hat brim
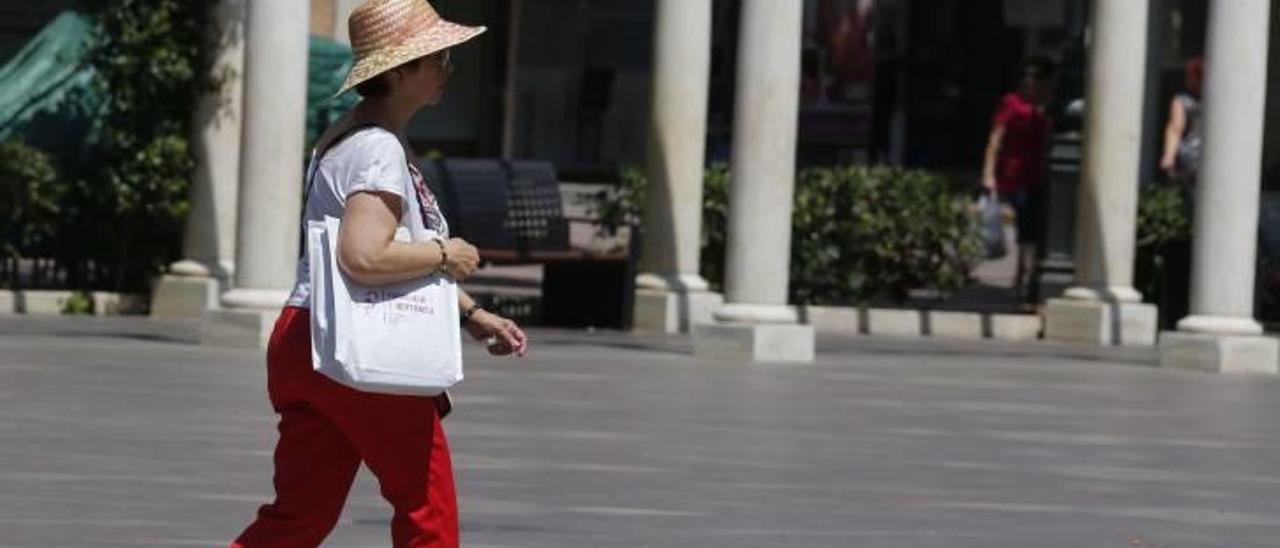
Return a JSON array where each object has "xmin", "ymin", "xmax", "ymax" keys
[{"xmin": 335, "ymin": 21, "xmax": 486, "ymax": 97}]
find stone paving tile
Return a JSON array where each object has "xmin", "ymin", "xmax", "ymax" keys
[{"xmin": 2, "ymin": 319, "xmax": 1280, "ymax": 547}]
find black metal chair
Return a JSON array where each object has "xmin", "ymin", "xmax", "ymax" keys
[
  {"xmin": 434, "ymin": 157, "xmax": 637, "ymax": 329},
  {"xmin": 438, "ymin": 158, "xmax": 515, "ymax": 251},
  {"xmin": 504, "ymin": 160, "xmax": 570, "ymax": 253}
]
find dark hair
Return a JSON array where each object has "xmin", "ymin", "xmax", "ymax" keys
[
  {"xmin": 1185, "ymin": 55, "xmax": 1204, "ymax": 91},
  {"xmin": 1023, "ymin": 55, "xmax": 1058, "ymax": 80},
  {"xmin": 354, "ymin": 57, "xmax": 425, "ymax": 98}
]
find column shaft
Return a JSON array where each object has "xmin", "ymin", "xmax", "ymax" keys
[
  {"xmin": 1180, "ymin": 0, "xmax": 1271, "ymax": 335},
  {"xmin": 722, "ymin": 0, "xmax": 803, "ymax": 308},
  {"xmin": 174, "ymin": 0, "xmax": 245, "ymax": 280},
  {"xmin": 691, "ymin": 0, "xmax": 813, "ymax": 360},
  {"xmin": 226, "ymin": 0, "xmax": 310, "ymax": 307},
  {"xmin": 637, "ymin": 0, "xmax": 713, "ymax": 291},
  {"xmin": 1070, "ymin": 0, "xmax": 1149, "ymax": 302}
]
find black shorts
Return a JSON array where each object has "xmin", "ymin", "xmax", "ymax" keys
[{"xmin": 1000, "ymin": 187, "xmax": 1043, "ymax": 244}]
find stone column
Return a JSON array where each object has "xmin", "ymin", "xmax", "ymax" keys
[
  {"xmin": 632, "ymin": 0, "xmax": 722, "ymax": 333},
  {"xmin": 1043, "ymin": 0, "xmax": 1157, "ymax": 346},
  {"xmin": 1159, "ymin": 0, "xmax": 1277, "ymax": 373},
  {"xmin": 151, "ymin": 0, "xmax": 245, "ymax": 319},
  {"xmin": 207, "ymin": 0, "xmax": 311, "ymax": 348},
  {"xmin": 501, "ymin": 0, "xmax": 522, "ymax": 158},
  {"xmin": 692, "ymin": 0, "xmax": 812, "ymax": 362}
]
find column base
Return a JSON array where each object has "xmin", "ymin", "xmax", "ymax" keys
[
  {"xmin": 1158, "ymin": 331, "xmax": 1278, "ymax": 374},
  {"xmin": 632, "ymin": 288, "xmax": 723, "ymax": 334},
  {"xmin": 151, "ymin": 275, "xmax": 221, "ymax": 319},
  {"xmin": 1176, "ymin": 315, "xmax": 1264, "ymax": 336},
  {"xmin": 693, "ymin": 322, "xmax": 814, "ymax": 363},
  {"xmin": 169, "ymin": 259, "xmax": 233, "ymax": 280},
  {"xmin": 713, "ymin": 302, "xmax": 799, "ymax": 324},
  {"xmin": 221, "ymin": 288, "xmax": 291, "ymax": 310},
  {"xmin": 1043, "ymin": 298, "xmax": 1157, "ymax": 346},
  {"xmin": 202, "ymin": 308, "xmax": 282, "ymax": 349},
  {"xmin": 1062, "ymin": 285, "xmax": 1144, "ymax": 303},
  {"xmin": 635, "ymin": 272, "xmax": 710, "ymax": 292}
]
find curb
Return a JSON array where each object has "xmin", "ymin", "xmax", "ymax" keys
[
  {"xmin": 798, "ymin": 305, "xmax": 1042, "ymax": 341},
  {"xmin": 0, "ymin": 290, "xmax": 148, "ymax": 316}
]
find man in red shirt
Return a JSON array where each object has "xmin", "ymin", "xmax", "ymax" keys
[{"xmin": 981, "ymin": 55, "xmax": 1056, "ymax": 299}]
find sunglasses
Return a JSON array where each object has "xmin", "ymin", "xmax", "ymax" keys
[{"xmin": 428, "ymin": 49, "xmax": 452, "ymax": 69}]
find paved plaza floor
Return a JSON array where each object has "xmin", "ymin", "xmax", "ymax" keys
[{"xmin": 3, "ymin": 317, "xmax": 1280, "ymax": 547}]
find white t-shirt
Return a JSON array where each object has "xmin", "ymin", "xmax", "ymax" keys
[{"xmin": 286, "ymin": 127, "xmax": 449, "ymax": 308}]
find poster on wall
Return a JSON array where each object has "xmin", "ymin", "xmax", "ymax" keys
[{"xmin": 801, "ymin": 0, "xmax": 877, "ymax": 157}]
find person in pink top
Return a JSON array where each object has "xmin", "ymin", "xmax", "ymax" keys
[{"xmin": 981, "ymin": 55, "xmax": 1056, "ymax": 298}]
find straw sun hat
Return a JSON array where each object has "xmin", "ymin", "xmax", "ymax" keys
[{"xmin": 337, "ymin": 0, "xmax": 487, "ymax": 96}]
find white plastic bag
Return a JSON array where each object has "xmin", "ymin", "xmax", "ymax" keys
[
  {"xmin": 308, "ymin": 216, "xmax": 462, "ymax": 396},
  {"xmin": 978, "ymin": 191, "xmax": 1007, "ymax": 260}
]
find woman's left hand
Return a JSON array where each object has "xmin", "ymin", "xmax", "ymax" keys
[{"xmin": 464, "ymin": 309, "xmax": 529, "ymax": 357}]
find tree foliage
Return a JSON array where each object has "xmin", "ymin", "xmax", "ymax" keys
[{"xmin": 75, "ymin": 0, "xmax": 214, "ymax": 291}]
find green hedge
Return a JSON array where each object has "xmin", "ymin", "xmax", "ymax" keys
[
  {"xmin": 589, "ymin": 164, "xmax": 984, "ymax": 306},
  {"xmin": 788, "ymin": 166, "xmax": 981, "ymax": 304},
  {"xmin": 1133, "ymin": 182, "xmax": 1198, "ymax": 328}
]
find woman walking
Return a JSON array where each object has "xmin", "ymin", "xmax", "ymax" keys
[{"xmin": 231, "ymin": 1, "xmax": 527, "ymax": 546}]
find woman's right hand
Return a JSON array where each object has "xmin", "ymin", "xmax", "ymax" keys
[
  {"xmin": 1159, "ymin": 154, "xmax": 1178, "ymax": 178},
  {"xmin": 981, "ymin": 173, "xmax": 997, "ymax": 192},
  {"xmin": 443, "ymin": 238, "xmax": 480, "ymax": 279}
]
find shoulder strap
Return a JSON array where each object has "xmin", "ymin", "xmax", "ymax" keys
[
  {"xmin": 298, "ymin": 122, "xmax": 381, "ymax": 258},
  {"xmin": 304, "ymin": 122, "xmax": 381, "ymax": 199}
]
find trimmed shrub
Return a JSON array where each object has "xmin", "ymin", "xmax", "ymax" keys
[
  {"xmin": 699, "ymin": 164, "xmax": 730, "ymax": 290},
  {"xmin": 1134, "ymin": 183, "xmax": 1192, "ymax": 323},
  {"xmin": 588, "ymin": 164, "xmax": 984, "ymax": 306},
  {"xmin": 783, "ymin": 166, "xmax": 981, "ymax": 304}
]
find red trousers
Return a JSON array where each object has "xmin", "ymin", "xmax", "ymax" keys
[{"xmin": 231, "ymin": 307, "xmax": 458, "ymax": 548}]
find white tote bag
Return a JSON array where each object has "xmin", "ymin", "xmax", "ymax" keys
[
  {"xmin": 308, "ymin": 215, "xmax": 463, "ymax": 396},
  {"xmin": 978, "ymin": 190, "xmax": 1007, "ymax": 260}
]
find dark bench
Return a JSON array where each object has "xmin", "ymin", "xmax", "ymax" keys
[{"xmin": 422, "ymin": 158, "xmax": 637, "ymax": 329}]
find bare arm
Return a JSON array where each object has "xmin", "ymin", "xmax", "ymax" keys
[
  {"xmin": 336, "ymin": 191, "xmax": 478, "ymax": 286},
  {"xmin": 981, "ymin": 124, "xmax": 1005, "ymax": 190},
  {"xmin": 457, "ymin": 287, "xmax": 529, "ymax": 356},
  {"xmin": 1160, "ymin": 97, "xmax": 1187, "ymax": 174},
  {"xmin": 336, "ymin": 193, "xmax": 523, "ymax": 354},
  {"xmin": 457, "ymin": 287, "xmax": 478, "ymax": 316}
]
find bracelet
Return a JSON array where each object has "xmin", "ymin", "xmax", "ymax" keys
[
  {"xmin": 430, "ymin": 237, "xmax": 448, "ymax": 274},
  {"xmin": 461, "ymin": 304, "xmax": 483, "ymax": 325}
]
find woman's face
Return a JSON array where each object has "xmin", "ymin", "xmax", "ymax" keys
[
  {"xmin": 394, "ymin": 49, "xmax": 453, "ymax": 107},
  {"xmin": 1019, "ymin": 66, "xmax": 1050, "ymax": 101}
]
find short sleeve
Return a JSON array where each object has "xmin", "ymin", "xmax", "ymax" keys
[
  {"xmin": 338, "ymin": 130, "xmax": 411, "ymax": 201},
  {"xmin": 992, "ymin": 93, "xmax": 1018, "ymax": 127}
]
